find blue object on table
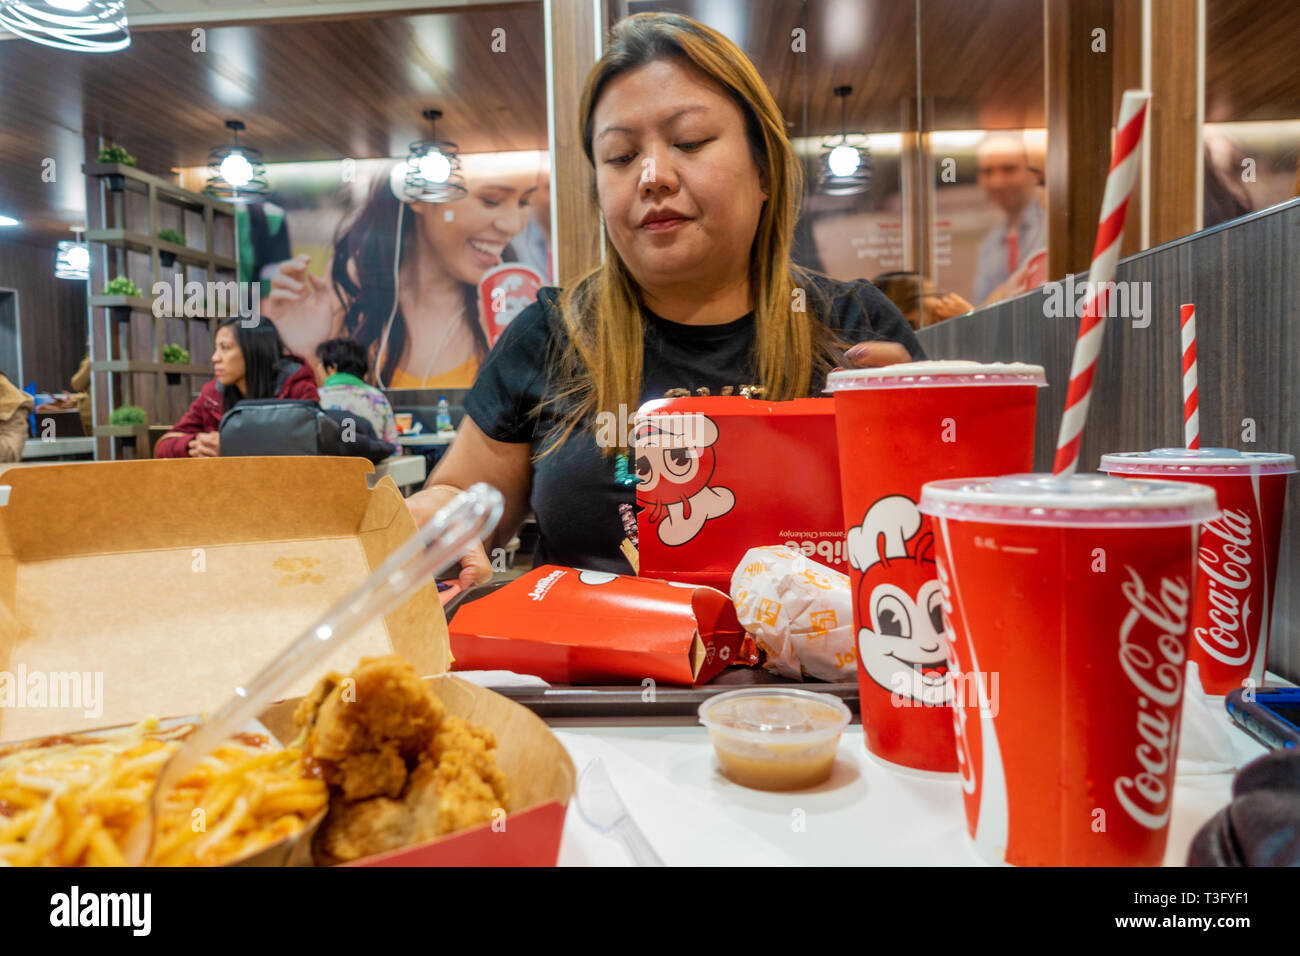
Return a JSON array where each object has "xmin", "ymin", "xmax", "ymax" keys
[{"xmin": 24, "ymin": 381, "xmax": 37, "ymax": 436}]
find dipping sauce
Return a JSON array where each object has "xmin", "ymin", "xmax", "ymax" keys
[{"xmin": 698, "ymin": 689, "xmax": 851, "ymax": 791}]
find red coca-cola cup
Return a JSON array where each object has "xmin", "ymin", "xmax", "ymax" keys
[
  {"xmin": 825, "ymin": 362, "xmax": 1045, "ymax": 774},
  {"xmin": 1099, "ymin": 449, "xmax": 1296, "ymax": 695},
  {"xmin": 477, "ymin": 263, "xmax": 545, "ymax": 346},
  {"xmin": 918, "ymin": 474, "xmax": 1219, "ymax": 866}
]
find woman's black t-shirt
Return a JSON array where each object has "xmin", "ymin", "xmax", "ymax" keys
[{"xmin": 463, "ymin": 273, "xmax": 924, "ymax": 573}]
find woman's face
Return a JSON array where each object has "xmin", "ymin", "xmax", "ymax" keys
[
  {"xmin": 591, "ymin": 57, "xmax": 768, "ymax": 295},
  {"xmin": 212, "ymin": 325, "xmax": 245, "ymax": 387},
  {"xmin": 413, "ymin": 160, "xmax": 538, "ymax": 285}
]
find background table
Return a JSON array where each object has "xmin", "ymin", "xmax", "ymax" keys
[
  {"xmin": 22, "ymin": 437, "xmax": 94, "ymax": 460},
  {"xmin": 397, "ymin": 432, "xmax": 455, "ymax": 448},
  {"xmin": 372, "ymin": 453, "xmax": 426, "ymax": 492}
]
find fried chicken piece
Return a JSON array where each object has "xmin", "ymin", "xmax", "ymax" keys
[
  {"xmin": 299, "ymin": 656, "xmax": 510, "ymax": 864},
  {"xmin": 335, "ymin": 744, "xmax": 408, "ymax": 802},
  {"xmin": 292, "ymin": 670, "xmax": 340, "ymax": 731},
  {"xmin": 314, "ymin": 760, "xmax": 442, "ymax": 865},
  {"xmin": 314, "ymin": 733, "xmax": 510, "ymax": 864},
  {"xmin": 295, "ymin": 655, "xmax": 445, "ymax": 800},
  {"xmin": 430, "ymin": 717, "xmax": 509, "ymax": 836}
]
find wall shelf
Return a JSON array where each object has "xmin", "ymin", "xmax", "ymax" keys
[
  {"xmin": 86, "ymin": 228, "xmax": 236, "ymax": 272},
  {"xmin": 84, "ymin": 162, "xmax": 234, "ymax": 217},
  {"xmin": 89, "ymin": 294, "xmax": 154, "ymax": 313},
  {"xmin": 91, "ymin": 359, "xmax": 213, "ymax": 377},
  {"xmin": 84, "ymin": 160, "xmax": 240, "ymax": 460},
  {"xmin": 93, "ymin": 424, "xmax": 150, "ymax": 439}
]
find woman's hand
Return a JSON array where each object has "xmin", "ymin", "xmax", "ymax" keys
[
  {"xmin": 406, "ymin": 484, "xmax": 494, "ymax": 588},
  {"xmin": 187, "ymin": 431, "xmax": 221, "ymax": 457},
  {"xmin": 844, "ymin": 341, "xmax": 913, "ymax": 367},
  {"xmin": 261, "ymin": 254, "xmax": 339, "ymax": 358},
  {"xmin": 405, "ymin": 420, "xmax": 533, "ymax": 590}
]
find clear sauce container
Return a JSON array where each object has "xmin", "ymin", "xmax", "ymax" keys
[{"xmin": 698, "ymin": 689, "xmax": 851, "ymax": 791}]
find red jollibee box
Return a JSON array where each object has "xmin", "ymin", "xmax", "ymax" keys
[
  {"xmin": 634, "ymin": 397, "xmax": 846, "ymax": 591},
  {"xmin": 448, "ymin": 565, "xmax": 749, "ymax": 685}
]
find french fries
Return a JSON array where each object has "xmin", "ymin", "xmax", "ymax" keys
[{"xmin": 0, "ymin": 718, "xmax": 326, "ymax": 867}]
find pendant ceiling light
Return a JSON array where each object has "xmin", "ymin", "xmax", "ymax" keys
[
  {"xmin": 819, "ymin": 86, "xmax": 872, "ymax": 196},
  {"xmin": 0, "ymin": 0, "xmax": 129, "ymax": 53},
  {"xmin": 56, "ymin": 228, "xmax": 89, "ymax": 280},
  {"xmin": 204, "ymin": 120, "xmax": 270, "ymax": 204},
  {"xmin": 402, "ymin": 109, "xmax": 466, "ymax": 203}
]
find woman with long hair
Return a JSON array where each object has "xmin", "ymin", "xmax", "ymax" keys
[
  {"xmin": 154, "ymin": 316, "xmax": 318, "ymax": 458},
  {"xmin": 262, "ymin": 153, "xmax": 540, "ymax": 389},
  {"xmin": 407, "ymin": 12, "xmax": 921, "ymax": 581}
]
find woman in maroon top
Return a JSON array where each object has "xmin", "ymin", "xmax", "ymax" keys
[{"xmin": 155, "ymin": 316, "xmax": 318, "ymax": 458}]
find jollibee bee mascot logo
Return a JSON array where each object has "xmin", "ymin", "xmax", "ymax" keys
[
  {"xmin": 847, "ymin": 495, "xmax": 952, "ymax": 706},
  {"xmin": 633, "ymin": 413, "xmax": 735, "ymax": 546}
]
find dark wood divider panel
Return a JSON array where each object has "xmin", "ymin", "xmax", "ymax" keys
[{"xmin": 917, "ymin": 198, "xmax": 1300, "ymax": 683}]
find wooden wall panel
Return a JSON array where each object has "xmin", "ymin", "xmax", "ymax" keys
[
  {"xmin": 0, "ymin": 238, "xmax": 87, "ymax": 391},
  {"xmin": 1044, "ymin": 0, "xmax": 1115, "ymax": 282},
  {"xmin": 549, "ymin": 0, "xmax": 602, "ymax": 284},
  {"xmin": 1205, "ymin": 0, "xmax": 1300, "ymax": 123},
  {"xmin": 1147, "ymin": 0, "xmax": 1203, "ymax": 245},
  {"xmin": 917, "ymin": 197, "xmax": 1300, "ymax": 683}
]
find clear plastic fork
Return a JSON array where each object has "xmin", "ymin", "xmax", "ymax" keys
[
  {"xmin": 575, "ymin": 756, "xmax": 665, "ymax": 866},
  {"xmin": 123, "ymin": 483, "xmax": 504, "ymax": 866}
]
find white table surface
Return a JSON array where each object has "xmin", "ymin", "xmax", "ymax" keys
[
  {"xmin": 22, "ymin": 436, "xmax": 94, "ymax": 459},
  {"xmin": 373, "ymin": 453, "xmax": 426, "ymax": 489},
  {"xmin": 552, "ymin": 693, "xmax": 1271, "ymax": 867},
  {"xmin": 397, "ymin": 432, "xmax": 454, "ymax": 447}
]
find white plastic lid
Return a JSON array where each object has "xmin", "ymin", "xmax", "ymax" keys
[
  {"xmin": 1099, "ymin": 447, "xmax": 1297, "ymax": 477},
  {"xmin": 697, "ymin": 688, "xmax": 850, "ymax": 744},
  {"xmin": 917, "ymin": 473, "xmax": 1220, "ymax": 528},
  {"xmin": 825, "ymin": 360, "xmax": 1046, "ymax": 391}
]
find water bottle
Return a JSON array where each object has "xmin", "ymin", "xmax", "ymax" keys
[{"xmin": 435, "ymin": 396, "xmax": 453, "ymax": 433}]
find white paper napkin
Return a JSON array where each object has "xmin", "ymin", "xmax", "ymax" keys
[
  {"xmin": 1175, "ymin": 660, "xmax": 1238, "ymax": 775},
  {"xmin": 556, "ymin": 731, "xmax": 803, "ymax": 867},
  {"xmin": 447, "ymin": 670, "xmax": 550, "ymax": 689}
]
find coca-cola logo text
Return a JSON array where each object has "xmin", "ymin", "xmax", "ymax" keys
[
  {"xmin": 1194, "ymin": 508, "xmax": 1255, "ymax": 667},
  {"xmin": 935, "ymin": 555, "xmax": 977, "ymax": 796},
  {"xmin": 1114, "ymin": 565, "xmax": 1190, "ymax": 831}
]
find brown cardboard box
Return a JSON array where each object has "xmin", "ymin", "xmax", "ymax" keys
[
  {"xmin": 0, "ymin": 457, "xmax": 445, "ymax": 741},
  {"xmin": 0, "ymin": 457, "xmax": 574, "ymax": 866}
]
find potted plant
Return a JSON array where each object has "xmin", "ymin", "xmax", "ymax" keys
[
  {"xmin": 100, "ymin": 275, "xmax": 143, "ymax": 321},
  {"xmin": 157, "ymin": 228, "xmax": 184, "ymax": 268},
  {"xmin": 162, "ymin": 344, "xmax": 190, "ymax": 384},
  {"xmin": 108, "ymin": 404, "xmax": 147, "ymax": 429},
  {"xmin": 96, "ymin": 144, "xmax": 137, "ymax": 192}
]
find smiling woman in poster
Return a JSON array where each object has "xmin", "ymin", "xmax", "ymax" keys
[{"xmin": 262, "ymin": 151, "xmax": 542, "ymax": 389}]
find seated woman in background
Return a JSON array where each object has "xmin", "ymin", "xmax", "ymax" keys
[
  {"xmin": 155, "ymin": 317, "xmax": 317, "ymax": 458},
  {"xmin": 313, "ymin": 336, "xmax": 401, "ymax": 455}
]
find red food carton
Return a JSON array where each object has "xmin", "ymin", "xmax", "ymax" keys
[
  {"xmin": 448, "ymin": 565, "xmax": 751, "ymax": 685},
  {"xmin": 634, "ymin": 397, "xmax": 845, "ymax": 590}
]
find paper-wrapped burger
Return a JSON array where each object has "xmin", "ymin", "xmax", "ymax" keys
[{"xmin": 730, "ymin": 545, "xmax": 855, "ymax": 682}]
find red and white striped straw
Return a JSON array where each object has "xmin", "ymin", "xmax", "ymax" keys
[
  {"xmin": 1181, "ymin": 303, "xmax": 1199, "ymax": 449},
  {"xmin": 1052, "ymin": 90, "xmax": 1152, "ymax": 477}
]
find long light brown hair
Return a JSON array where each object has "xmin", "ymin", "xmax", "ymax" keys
[{"xmin": 540, "ymin": 12, "xmax": 840, "ymax": 457}]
